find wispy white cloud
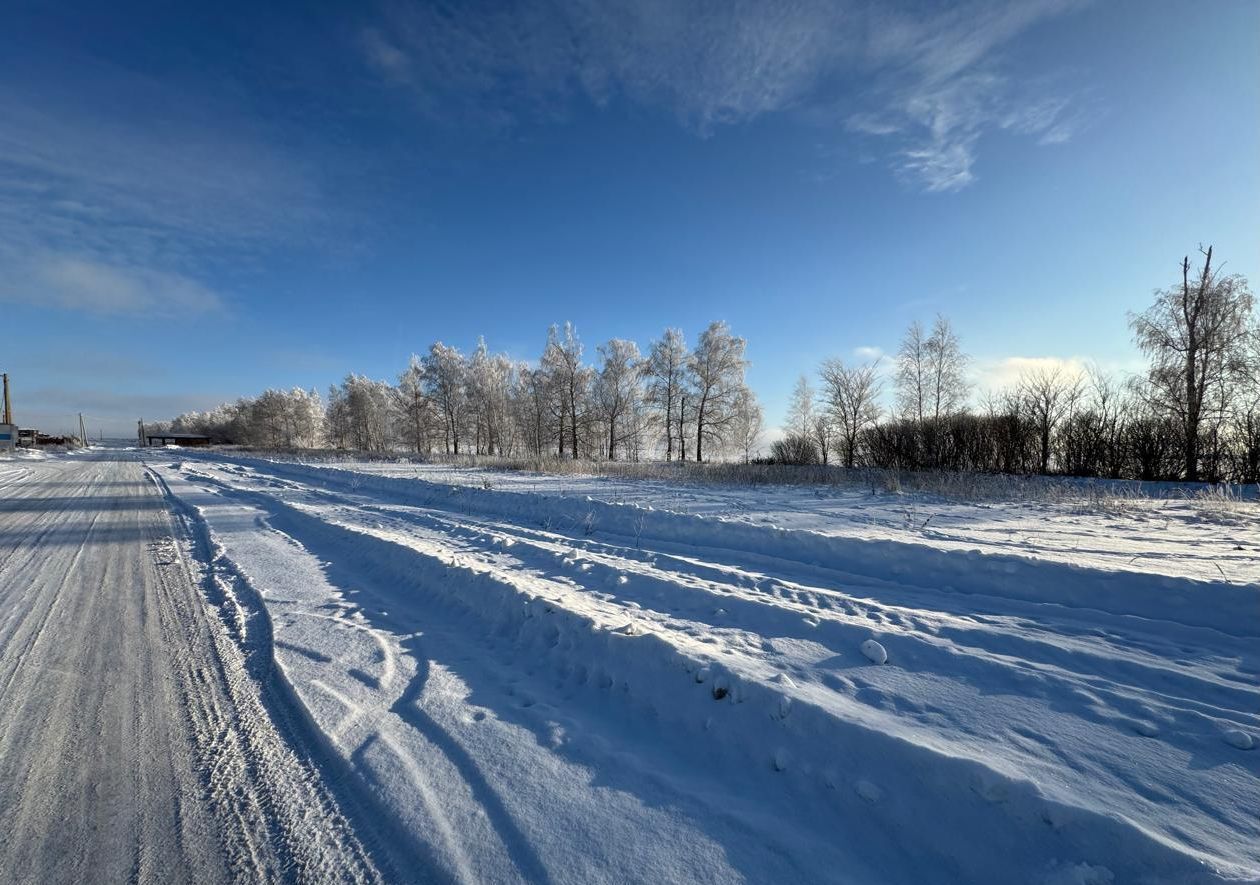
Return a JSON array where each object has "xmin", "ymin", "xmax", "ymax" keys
[
  {"xmin": 360, "ymin": 0, "xmax": 1091, "ymax": 191},
  {"xmin": 1, "ymin": 255, "xmax": 224, "ymax": 317},
  {"xmin": 846, "ymin": 0, "xmax": 1090, "ymax": 191},
  {"xmin": 361, "ymin": 0, "xmax": 858, "ymax": 133},
  {"xmin": 0, "ymin": 67, "xmax": 331, "ymax": 316},
  {"xmin": 0, "ymin": 81, "xmax": 325, "ymax": 258},
  {"xmin": 853, "ymin": 345, "xmax": 885, "ymax": 362}
]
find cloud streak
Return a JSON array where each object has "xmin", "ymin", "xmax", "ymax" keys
[
  {"xmin": 2, "ymin": 255, "xmax": 224, "ymax": 318},
  {"xmin": 362, "ymin": 0, "xmax": 859, "ymax": 131},
  {"xmin": 844, "ymin": 0, "xmax": 1090, "ymax": 191},
  {"xmin": 361, "ymin": 0, "xmax": 1090, "ymax": 191},
  {"xmin": 0, "ymin": 64, "xmax": 332, "ymax": 318}
]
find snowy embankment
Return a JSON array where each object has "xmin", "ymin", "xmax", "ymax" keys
[
  {"xmin": 323, "ymin": 458, "xmax": 1260, "ymax": 586},
  {"xmin": 156, "ymin": 452, "xmax": 1259, "ymax": 883}
]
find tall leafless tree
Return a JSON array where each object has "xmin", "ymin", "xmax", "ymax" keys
[
  {"xmin": 925, "ymin": 314, "xmax": 970, "ymax": 420},
  {"xmin": 644, "ymin": 328, "xmax": 688, "ymax": 461},
  {"xmin": 422, "ymin": 342, "xmax": 467, "ymax": 455},
  {"xmin": 820, "ymin": 358, "xmax": 882, "ymax": 468},
  {"xmin": 785, "ymin": 375, "xmax": 816, "ymax": 437},
  {"xmin": 594, "ymin": 338, "xmax": 642, "ymax": 461},
  {"xmin": 1019, "ymin": 364, "xmax": 1082, "ymax": 474},
  {"xmin": 732, "ymin": 388, "xmax": 764, "ymax": 463},
  {"xmin": 895, "ymin": 320, "xmax": 928, "ymax": 422},
  {"xmin": 1130, "ymin": 247, "xmax": 1254, "ymax": 480},
  {"xmin": 688, "ymin": 321, "xmax": 749, "ymax": 462},
  {"xmin": 542, "ymin": 322, "xmax": 591, "ymax": 460}
]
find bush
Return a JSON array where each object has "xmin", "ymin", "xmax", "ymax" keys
[{"xmin": 770, "ymin": 433, "xmax": 821, "ymax": 466}]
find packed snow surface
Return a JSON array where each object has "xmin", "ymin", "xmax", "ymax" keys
[
  {"xmin": 3, "ymin": 447, "xmax": 1258, "ymax": 884},
  {"xmin": 0, "ymin": 451, "xmax": 383, "ymax": 883}
]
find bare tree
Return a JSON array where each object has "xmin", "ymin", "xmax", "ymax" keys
[
  {"xmin": 810, "ymin": 414, "xmax": 834, "ymax": 466},
  {"xmin": 326, "ymin": 375, "xmax": 393, "ymax": 452},
  {"xmin": 1130, "ymin": 246, "xmax": 1254, "ymax": 481},
  {"xmin": 688, "ymin": 321, "xmax": 749, "ymax": 462},
  {"xmin": 895, "ymin": 320, "xmax": 928, "ymax": 422},
  {"xmin": 1019, "ymin": 364, "xmax": 1082, "ymax": 474},
  {"xmin": 467, "ymin": 338, "xmax": 514, "ymax": 455},
  {"xmin": 594, "ymin": 338, "xmax": 642, "ymax": 461},
  {"xmin": 422, "ymin": 342, "xmax": 467, "ymax": 455},
  {"xmin": 514, "ymin": 363, "xmax": 556, "ymax": 457},
  {"xmin": 644, "ymin": 328, "xmax": 688, "ymax": 461},
  {"xmin": 395, "ymin": 355, "xmax": 437, "ymax": 453},
  {"xmin": 785, "ymin": 375, "xmax": 816, "ymax": 437},
  {"xmin": 542, "ymin": 323, "xmax": 591, "ymax": 460},
  {"xmin": 926, "ymin": 314, "xmax": 970, "ymax": 419},
  {"xmin": 820, "ymin": 358, "xmax": 882, "ymax": 468},
  {"xmin": 732, "ymin": 388, "xmax": 765, "ymax": 463}
]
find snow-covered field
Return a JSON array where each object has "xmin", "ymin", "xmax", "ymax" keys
[
  {"xmin": 3, "ymin": 447, "xmax": 1257, "ymax": 883},
  {"xmin": 146, "ymin": 450, "xmax": 1259, "ymax": 883}
]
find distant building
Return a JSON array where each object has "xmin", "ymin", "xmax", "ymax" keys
[{"xmin": 145, "ymin": 432, "xmax": 212, "ymax": 447}]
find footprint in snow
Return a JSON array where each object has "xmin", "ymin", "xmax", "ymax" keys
[{"xmin": 855, "ymin": 780, "xmax": 883, "ymax": 803}]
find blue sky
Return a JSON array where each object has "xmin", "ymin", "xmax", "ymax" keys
[{"xmin": 2, "ymin": 0, "xmax": 1256, "ymax": 437}]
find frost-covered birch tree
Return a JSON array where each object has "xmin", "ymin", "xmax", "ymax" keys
[
  {"xmin": 422, "ymin": 342, "xmax": 468, "ymax": 455},
  {"xmin": 644, "ymin": 328, "xmax": 688, "ymax": 461},
  {"xmin": 688, "ymin": 321, "xmax": 749, "ymax": 462},
  {"xmin": 594, "ymin": 338, "xmax": 642, "ymax": 461}
]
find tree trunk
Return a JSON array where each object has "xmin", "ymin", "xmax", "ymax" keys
[
  {"xmin": 678, "ymin": 396, "xmax": 687, "ymax": 461},
  {"xmin": 665, "ymin": 396, "xmax": 673, "ymax": 462},
  {"xmin": 695, "ymin": 401, "xmax": 705, "ymax": 463},
  {"xmin": 569, "ymin": 387, "xmax": 579, "ymax": 460},
  {"xmin": 1185, "ymin": 348, "xmax": 1199, "ymax": 482}
]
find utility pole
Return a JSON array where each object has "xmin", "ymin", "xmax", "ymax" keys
[
  {"xmin": 2, "ymin": 373, "xmax": 11, "ymax": 425},
  {"xmin": 79, "ymin": 413, "xmax": 88, "ymax": 448},
  {"xmin": 138, "ymin": 419, "xmax": 146, "ymax": 447}
]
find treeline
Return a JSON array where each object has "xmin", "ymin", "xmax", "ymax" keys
[
  {"xmin": 160, "ymin": 247, "xmax": 1259, "ymax": 483},
  {"xmin": 775, "ymin": 247, "xmax": 1259, "ymax": 483},
  {"xmin": 158, "ymin": 321, "xmax": 764, "ymax": 462}
]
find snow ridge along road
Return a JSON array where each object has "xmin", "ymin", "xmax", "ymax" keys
[
  {"xmin": 0, "ymin": 451, "xmax": 387, "ymax": 884},
  {"xmin": 154, "ymin": 451, "xmax": 1258, "ymax": 884}
]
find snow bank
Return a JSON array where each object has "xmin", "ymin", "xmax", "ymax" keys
[
  {"xmin": 155, "ymin": 453, "xmax": 1260, "ymax": 881},
  {"xmin": 193, "ymin": 454, "xmax": 1259, "ymax": 639}
]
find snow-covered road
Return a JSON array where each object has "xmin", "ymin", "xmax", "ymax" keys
[
  {"xmin": 2, "ymin": 448, "xmax": 1256, "ymax": 884},
  {"xmin": 0, "ymin": 452, "xmax": 385, "ymax": 884},
  {"xmin": 152, "ymin": 450, "xmax": 1257, "ymax": 884}
]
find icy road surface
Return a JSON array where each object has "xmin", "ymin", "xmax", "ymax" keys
[
  {"xmin": 0, "ymin": 452, "xmax": 386, "ymax": 884},
  {"xmin": 152, "ymin": 451, "xmax": 1257, "ymax": 884},
  {"xmin": 2, "ymin": 448, "xmax": 1258, "ymax": 884}
]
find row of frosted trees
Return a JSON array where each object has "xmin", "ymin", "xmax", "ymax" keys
[
  {"xmin": 161, "ymin": 321, "xmax": 763, "ymax": 463},
  {"xmin": 776, "ymin": 248, "xmax": 1260, "ymax": 482}
]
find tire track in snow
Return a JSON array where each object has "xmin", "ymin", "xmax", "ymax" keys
[
  {"xmin": 179, "ymin": 461, "xmax": 1238, "ymax": 880},
  {"xmin": 149, "ymin": 464, "xmax": 451, "ymax": 884},
  {"xmin": 0, "ymin": 451, "xmax": 389, "ymax": 884}
]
